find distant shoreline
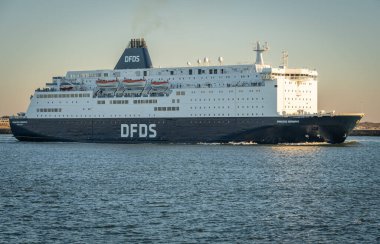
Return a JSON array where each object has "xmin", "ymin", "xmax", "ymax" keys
[
  {"xmin": 351, "ymin": 122, "xmax": 380, "ymax": 136},
  {"xmin": 350, "ymin": 130, "xmax": 380, "ymax": 136}
]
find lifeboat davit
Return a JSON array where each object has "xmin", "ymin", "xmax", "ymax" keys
[
  {"xmin": 151, "ymin": 81, "xmax": 169, "ymax": 89},
  {"xmin": 122, "ymin": 79, "xmax": 146, "ymax": 88},
  {"xmin": 96, "ymin": 79, "xmax": 118, "ymax": 88}
]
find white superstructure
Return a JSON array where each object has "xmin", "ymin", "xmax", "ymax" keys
[{"xmin": 26, "ymin": 42, "xmax": 318, "ymax": 120}]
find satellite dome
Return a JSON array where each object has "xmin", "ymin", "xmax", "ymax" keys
[{"xmin": 218, "ymin": 56, "xmax": 224, "ymax": 64}]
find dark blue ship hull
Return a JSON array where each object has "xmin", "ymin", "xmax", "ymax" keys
[{"xmin": 10, "ymin": 115, "xmax": 362, "ymax": 144}]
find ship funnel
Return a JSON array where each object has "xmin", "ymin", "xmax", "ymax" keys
[
  {"xmin": 114, "ymin": 38, "xmax": 153, "ymax": 70},
  {"xmin": 254, "ymin": 41, "xmax": 269, "ymax": 65}
]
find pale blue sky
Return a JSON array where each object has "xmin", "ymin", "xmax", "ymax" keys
[{"xmin": 0, "ymin": 0, "xmax": 379, "ymax": 121}]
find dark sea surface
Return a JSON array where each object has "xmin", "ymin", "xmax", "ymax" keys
[{"xmin": 0, "ymin": 134, "xmax": 379, "ymax": 243}]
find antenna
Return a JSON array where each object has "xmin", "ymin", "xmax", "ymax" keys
[
  {"xmin": 254, "ymin": 41, "xmax": 269, "ymax": 65},
  {"xmin": 282, "ymin": 51, "xmax": 288, "ymax": 67}
]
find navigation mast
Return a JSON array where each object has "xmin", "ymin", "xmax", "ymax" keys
[{"xmin": 281, "ymin": 51, "xmax": 288, "ymax": 68}]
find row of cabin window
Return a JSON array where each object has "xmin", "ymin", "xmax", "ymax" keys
[
  {"xmin": 97, "ymin": 99, "xmax": 159, "ymax": 105},
  {"xmin": 37, "ymin": 108, "xmax": 62, "ymax": 113},
  {"xmin": 37, "ymin": 93, "xmax": 90, "ymax": 98},
  {"xmin": 111, "ymin": 100, "xmax": 128, "ymax": 104},
  {"xmin": 70, "ymin": 67, "xmax": 229, "ymax": 80},
  {"xmin": 285, "ymin": 98, "xmax": 312, "ymax": 101},
  {"xmin": 154, "ymin": 107, "xmax": 179, "ymax": 111},
  {"xmin": 285, "ymin": 81, "xmax": 314, "ymax": 85},
  {"xmin": 168, "ymin": 69, "xmax": 225, "ymax": 76},
  {"xmin": 191, "ymin": 105, "xmax": 264, "ymax": 109},
  {"xmin": 285, "ymin": 90, "xmax": 312, "ymax": 93},
  {"xmin": 190, "ymin": 82, "xmax": 263, "ymax": 88},
  {"xmin": 285, "ymin": 106, "xmax": 312, "ymax": 109},
  {"xmin": 191, "ymin": 89, "xmax": 262, "ymax": 94},
  {"xmin": 190, "ymin": 97, "xmax": 264, "ymax": 102},
  {"xmin": 133, "ymin": 99, "xmax": 158, "ymax": 104},
  {"xmin": 136, "ymin": 69, "xmax": 226, "ymax": 77},
  {"xmin": 67, "ymin": 73, "xmax": 108, "ymax": 78},
  {"xmin": 273, "ymin": 73, "xmax": 317, "ymax": 78},
  {"xmin": 190, "ymin": 113, "xmax": 264, "ymax": 117}
]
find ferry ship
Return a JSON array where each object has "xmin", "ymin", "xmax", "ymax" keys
[{"xmin": 10, "ymin": 38, "xmax": 363, "ymax": 144}]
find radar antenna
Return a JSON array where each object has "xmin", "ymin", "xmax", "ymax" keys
[{"xmin": 254, "ymin": 41, "xmax": 269, "ymax": 65}]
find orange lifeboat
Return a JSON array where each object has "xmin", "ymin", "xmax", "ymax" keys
[
  {"xmin": 96, "ymin": 79, "xmax": 118, "ymax": 87},
  {"xmin": 151, "ymin": 81, "xmax": 169, "ymax": 89},
  {"xmin": 122, "ymin": 79, "xmax": 146, "ymax": 88}
]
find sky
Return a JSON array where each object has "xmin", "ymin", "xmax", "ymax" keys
[{"xmin": 0, "ymin": 0, "xmax": 379, "ymax": 121}]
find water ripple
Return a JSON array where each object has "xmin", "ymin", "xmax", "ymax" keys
[{"xmin": 0, "ymin": 135, "xmax": 379, "ymax": 243}]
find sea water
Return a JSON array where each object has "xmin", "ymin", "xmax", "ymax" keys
[{"xmin": 0, "ymin": 135, "xmax": 379, "ymax": 243}]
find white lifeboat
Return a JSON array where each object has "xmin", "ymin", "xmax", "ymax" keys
[
  {"xmin": 60, "ymin": 82, "xmax": 74, "ymax": 91},
  {"xmin": 122, "ymin": 79, "xmax": 146, "ymax": 88},
  {"xmin": 96, "ymin": 79, "xmax": 118, "ymax": 88}
]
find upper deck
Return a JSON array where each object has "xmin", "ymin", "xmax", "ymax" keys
[
  {"xmin": 40, "ymin": 63, "xmax": 318, "ymax": 95},
  {"xmin": 26, "ymin": 39, "xmax": 319, "ymax": 118}
]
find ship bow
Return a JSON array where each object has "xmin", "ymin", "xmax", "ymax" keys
[{"xmin": 319, "ymin": 114, "xmax": 364, "ymax": 143}]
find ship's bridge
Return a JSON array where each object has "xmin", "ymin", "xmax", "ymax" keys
[{"xmin": 269, "ymin": 67, "xmax": 318, "ymax": 81}]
